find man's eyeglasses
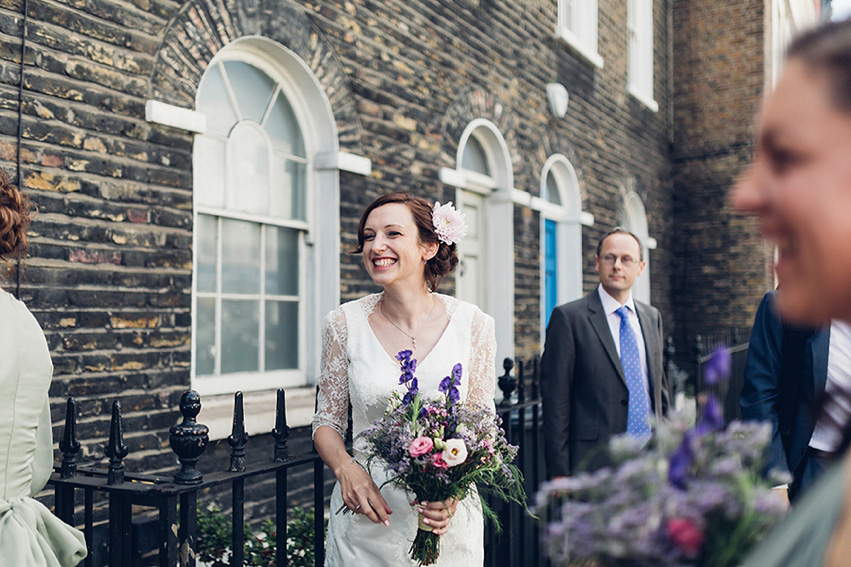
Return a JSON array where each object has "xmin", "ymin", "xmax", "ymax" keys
[{"xmin": 599, "ymin": 254, "xmax": 638, "ymax": 268}]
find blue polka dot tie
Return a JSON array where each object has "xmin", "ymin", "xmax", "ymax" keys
[{"xmin": 615, "ymin": 306, "xmax": 652, "ymax": 445}]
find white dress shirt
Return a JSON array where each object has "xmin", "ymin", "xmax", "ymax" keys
[
  {"xmin": 809, "ymin": 320, "xmax": 851, "ymax": 453},
  {"xmin": 597, "ymin": 284, "xmax": 651, "ymax": 397}
]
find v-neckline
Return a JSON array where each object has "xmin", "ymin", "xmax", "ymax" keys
[{"xmin": 365, "ymin": 294, "xmax": 452, "ymax": 368}]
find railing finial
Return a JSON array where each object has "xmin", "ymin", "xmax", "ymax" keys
[
  {"xmin": 169, "ymin": 390, "xmax": 209, "ymax": 485},
  {"xmin": 498, "ymin": 357, "xmax": 516, "ymax": 407},
  {"xmin": 228, "ymin": 391, "xmax": 248, "ymax": 472},
  {"xmin": 273, "ymin": 388, "xmax": 290, "ymax": 462},
  {"xmin": 59, "ymin": 397, "xmax": 80, "ymax": 479},
  {"xmin": 104, "ymin": 400, "xmax": 128, "ymax": 485}
]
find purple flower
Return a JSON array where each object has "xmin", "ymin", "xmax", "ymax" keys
[
  {"xmin": 668, "ymin": 431, "xmax": 695, "ymax": 490},
  {"xmin": 704, "ymin": 346, "xmax": 731, "ymax": 385},
  {"xmin": 439, "ymin": 363, "xmax": 462, "ymax": 404},
  {"xmin": 696, "ymin": 395, "xmax": 724, "ymax": 435},
  {"xmin": 401, "ymin": 377, "xmax": 419, "ymax": 405}
]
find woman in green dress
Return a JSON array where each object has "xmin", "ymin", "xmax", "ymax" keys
[{"xmin": 732, "ymin": 17, "xmax": 851, "ymax": 567}]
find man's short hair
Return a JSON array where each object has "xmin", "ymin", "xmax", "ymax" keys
[{"xmin": 596, "ymin": 227, "xmax": 644, "ymax": 261}]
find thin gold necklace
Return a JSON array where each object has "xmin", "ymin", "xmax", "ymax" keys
[{"xmin": 380, "ymin": 295, "xmax": 437, "ymax": 350}]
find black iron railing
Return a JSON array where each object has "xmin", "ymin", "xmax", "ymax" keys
[
  {"xmin": 486, "ymin": 357, "xmax": 545, "ymax": 567},
  {"xmin": 49, "ymin": 358, "xmax": 546, "ymax": 567},
  {"xmin": 694, "ymin": 329, "xmax": 751, "ymax": 424},
  {"xmin": 50, "ymin": 389, "xmax": 325, "ymax": 567}
]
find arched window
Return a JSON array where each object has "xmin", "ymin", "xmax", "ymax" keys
[
  {"xmin": 539, "ymin": 155, "xmax": 589, "ymax": 331},
  {"xmin": 447, "ymin": 120, "xmax": 515, "ymax": 365},
  {"xmin": 621, "ymin": 191, "xmax": 653, "ymax": 303},
  {"xmin": 192, "ymin": 39, "xmax": 340, "ymax": 417}
]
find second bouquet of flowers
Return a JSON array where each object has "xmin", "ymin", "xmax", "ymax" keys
[{"xmin": 357, "ymin": 349, "xmax": 526, "ymax": 566}]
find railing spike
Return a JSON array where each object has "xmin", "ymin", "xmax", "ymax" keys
[
  {"xmin": 59, "ymin": 397, "xmax": 80, "ymax": 479},
  {"xmin": 104, "ymin": 400, "xmax": 128, "ymax": 485},
  {"xmin": 517, "ymin": 358, "xmax": 526, "ymax": 403},
  {"xmin": 273, "ymin": 388, "xmax": 290, "ymax": 462},
  {"xmin": 169, "ymin": 390, "xmax": 209, "ymax": 485},
  {"xmin": 228, "ymin": 391, "xmax": 248, "ymax": 472},
  {"xmin": 497, "ymin": 357, "xmax": 516, "ymax": 407}
]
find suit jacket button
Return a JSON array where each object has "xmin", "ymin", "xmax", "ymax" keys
[{"xmin": 621, "ymin": 399, "xmax": 628, "ymax": 407}]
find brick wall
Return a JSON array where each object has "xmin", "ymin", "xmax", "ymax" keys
[
  {"xmin": 672, "ymin": 0, "xmax": 772, "ymax": 365},
  {"xmin": 0, "ymin": 0, "xmax": 674, "ymax": 471}
]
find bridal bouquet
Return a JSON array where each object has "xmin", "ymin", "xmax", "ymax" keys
[
  {"xmin": 358, "ymin": 350, "xmax": 526, "ymax": 566},
  {"xmin": 535, "ymin": 348, "xmax": 789, "ymax": 567}
]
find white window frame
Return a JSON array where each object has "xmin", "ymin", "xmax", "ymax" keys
[
  {"xmin": 189, "ymin": 37, "xmax": 347, "ymax": 439},
  {"xmin": 627, "ymin": 0, "xmax": 658, "ymax": 112},
  {"xmin": 536, "ymin": 155, "xmax": 593, "ymax": 340},
  {"xmin": 620, "ymin": 191, "xmax": 656, "ymax": 304},
  {"xmin": 555, "ymin": 0, "xmax": 604, "ymax": 69},
  {"xmin": 438, "ymin": 119, "xmax": 515, "ymax": 368}
]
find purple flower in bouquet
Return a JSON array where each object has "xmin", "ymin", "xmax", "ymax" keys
[
  {"xmin": 537, "ymin": 345, "xmax": 787, "ymax": 567},
  {"xmin": 438, "ymin": 363, "xmax": 462, "ymax": 404},
  {"xmin": 358, "ymin": 351, "xmax": 526, "ymax": 566},
  {"xmin": 704, "ymin": 345, "xmax": 731, "ymax": 385}
]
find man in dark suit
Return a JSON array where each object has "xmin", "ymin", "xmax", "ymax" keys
[
  {"xmin": 541, "ymin": 228, "xmax": 668, "ymax": 477},
  {"xmin": 740, "ymin": 290, "xmax": 838, "ymax": 502}
]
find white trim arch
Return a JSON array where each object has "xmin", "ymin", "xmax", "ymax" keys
[
  {"xmin": 620, "ymin": 191, "xmax": 653, "ymax": 303},
  {"xmin": 444, "ymin": 119, "xmax": 515, "ymax": 366},
  {"xmin": 190, "ymin": 37, "xmax": 342, "ymax": 436},
  {"xmin": 538, "ymin": 155, "xmax": 588, "ymax": 335}
]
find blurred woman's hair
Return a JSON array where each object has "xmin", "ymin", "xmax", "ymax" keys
[
  {"xmin": 787, "ymin": 18, "xmax": 851, "ymax": 113},
  {"xmin": 0, "ymin": 168, "xmax": 32, "ymax": 262}
]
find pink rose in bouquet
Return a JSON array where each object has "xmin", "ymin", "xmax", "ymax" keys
[
  {"xmin": 409, "ymin": 437, "xmax": 434, "ymax": 457},
  {"xmin": 358, "ymin": 350, "xmax": 526, "ymax": 566}
]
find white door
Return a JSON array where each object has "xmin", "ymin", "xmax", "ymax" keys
[{"xmin": 456, "ymin": 190, "xmax": 486, "ymax": 308}]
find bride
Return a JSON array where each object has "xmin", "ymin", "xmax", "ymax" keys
[{"xmin": 312, "ymin": 192, "xmax": 497, "ymax": 566}]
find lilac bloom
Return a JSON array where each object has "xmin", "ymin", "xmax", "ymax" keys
[{"xmin": 704, "ymin": 346, "xmax": 731, "ymax": 385}]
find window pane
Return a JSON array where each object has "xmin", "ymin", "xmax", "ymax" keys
[
  {"xmin": 266, "ymin": 226, "xmax": 299, "ymax": 296},
  {"xmin": 271, "ymin": 157, "xmax": 306, "ymax": 220},
  {"xmin": 195, "ymin": 297, "xmax": 216, "ymax": 376},
  {"xmin": 223, "ymin": 61, "xmax": 276, "ymax": 124},
  {"xmin": 221, "ymin": 219, "xmax": 261, "ymax": 294},
  {"xmin": 226, "ymin": 122, "xmax": 270, "ymax": 215},
  {"xmin": 545, "ymin": 171, "xmax": 563, "ymax": 206},
  {"xmin": 461, "ymin": 136, "xmax": 490, "ymax": 175},
  {"xmin": 193, "ymin": 136, "xmax": 226, "ymax": 208},
  {"xmin": 221, "ymin": 299, "xmax": 259, "ymax": 373},
  {"xmin": 265, "ymin": 91, "xmax": 305, "ymax": 157},
  {"xmin": 265, "ymin": 300, "xmax": 298, "ymax": 370},
  {"xmin": 197, "ymin": 63, "xmax": 239, "ymax": 137},
  {"xmin": 196, "ymin": 214, "xmax": 218, "ymax": 293}
]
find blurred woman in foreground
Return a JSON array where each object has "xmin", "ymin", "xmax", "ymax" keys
[{"xmin": 732, "ymin": 17, "xmax": 851, "ymax": 567}]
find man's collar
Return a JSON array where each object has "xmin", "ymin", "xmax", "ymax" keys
[{"xmin": 597, "ymin": 284, "xmax": 635, "ymax": 315}]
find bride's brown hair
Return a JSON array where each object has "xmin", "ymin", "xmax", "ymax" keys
[
  {"xmin": 0, "ymin": 168, "xmax": 32, "ymax": 262},
  {"xmin": 353, "ymin": 192, "xmax": 459, "ymax": 291}
]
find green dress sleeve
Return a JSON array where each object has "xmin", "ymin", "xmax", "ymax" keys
[{"xmin": 743, "ymin": 456, "xmax": 847, "ymax": 567}]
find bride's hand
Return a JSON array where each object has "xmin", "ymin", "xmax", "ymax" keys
[
  {"xmin": 414, "ymin": 497, "xmax": 458, "ymax": 536},
  {"xmin": 336, "ymin": 459, "xmax": 392, "ymax": 526}
]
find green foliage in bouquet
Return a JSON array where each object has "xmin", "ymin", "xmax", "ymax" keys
[{"xmin": 358, "ymin": 350, "xmax": 527, "ymax": 565}]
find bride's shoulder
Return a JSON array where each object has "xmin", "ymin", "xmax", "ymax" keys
[{"xmin": 436, "ymin": 294, "xmax": 491, "ymax": 322}]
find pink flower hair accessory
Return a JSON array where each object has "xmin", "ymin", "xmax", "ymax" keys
[{"xmin": 431, "ymin": 201, "xmax": 467, "ymax": 246}]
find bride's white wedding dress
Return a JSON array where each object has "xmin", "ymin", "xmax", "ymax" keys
[{"xmin": 313, "ymin": 292, "xmax": 497, "ymax": 566}]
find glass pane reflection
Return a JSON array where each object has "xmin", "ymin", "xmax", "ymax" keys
[
  {"xmin": 265, "ymin": 300, "xmax": 298, "ymax": 370},
  {"xmin": 221, "ymin": 299, "xmax": 259, "ymax": 374}
]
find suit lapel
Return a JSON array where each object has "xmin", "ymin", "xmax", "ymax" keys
[{"xmin": 586, "ymin": 292, "xmax": 626, "ymax": 384}]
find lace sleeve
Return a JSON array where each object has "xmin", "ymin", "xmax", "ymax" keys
[
  {"xmin": 467, "ymin": 308, "xmax": 497, "ymax": 412},
  {"xmin": 312, "ymin": 308, "xmax": 349, "ymax": 440}
]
